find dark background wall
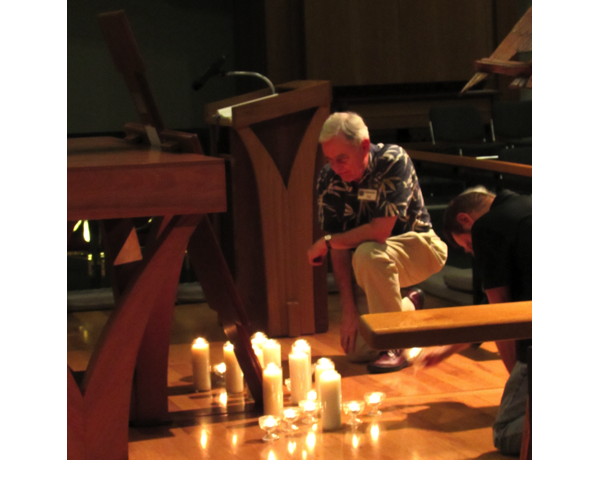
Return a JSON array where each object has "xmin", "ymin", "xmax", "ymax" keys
[
  {"xmin": 68, "ymin": 0, "xmax": 530, "ymax": 136},
  {"xmin": 68, "ymin": 0, "xmax": 238, "ymax": 134}
]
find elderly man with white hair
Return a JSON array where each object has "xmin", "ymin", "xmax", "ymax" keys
[{"xmin": 307, "ymin": 111, "xmax": 447, "ymax": 372}]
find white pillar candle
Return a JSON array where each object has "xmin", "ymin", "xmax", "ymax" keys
[
  {"xmin": 314, "ymin": 357, "xmax": 335, "ymax": 400},
  {"xmin": 262, "ymin": 338, "xmax": 281, "ymax": 367},
  {"xmin": 262, "ymin": 362, "xmax": 284, "ymax": 416},
  {"xmin": 289, "ymin": 348, "xmax": 311, "ymax": 404},
  {"xmin": 292, "ymin": 339, "xmax": 312, "ymax": 388},
  {"xmin": 223, "ymin": 341, "xmax": 244, "ymax": 394},
  {"xmin": 191, "ymin": 337, "xmax": 211, "ymax": 392},
  {"xmin": 320, "ymin": 369, "xmax": 342, "ymax": 431}
]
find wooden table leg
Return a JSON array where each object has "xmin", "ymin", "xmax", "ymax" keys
[
  {"xmin": 130, "ymin": 217, "xmax": 183, "ymax": 425},
  {"xmin": 67, "ymin": 215, "xmax": 200, "ymax": 459}
]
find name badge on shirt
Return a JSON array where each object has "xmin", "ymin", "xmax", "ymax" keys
[{"xmin": 358, "ymin": 189, "xmax": 377, "ymax": 201}]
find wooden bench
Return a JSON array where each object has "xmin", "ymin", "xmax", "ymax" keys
[{"xmin": 359, "ymin": 301, "xmax": 531, "ymax": 350}]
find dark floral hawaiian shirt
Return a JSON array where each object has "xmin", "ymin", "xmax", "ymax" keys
[{"xmin": 317, "ymin": 143, "xmax": 432, "ymax": 236}]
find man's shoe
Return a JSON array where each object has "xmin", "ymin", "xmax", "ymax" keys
[
  {"xmin": 367, "ymin": 349, "xmax": 409, "ymax": 374},
  {"xmin": 407, "ymin": 288, "xmax": 425, "ymax": 310}
]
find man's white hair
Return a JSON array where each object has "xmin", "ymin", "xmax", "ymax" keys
[{"xmin": 319, "ymin": 112, "xmax": 370, "ymax": 145}]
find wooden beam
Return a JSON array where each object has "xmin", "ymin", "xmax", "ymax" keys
[
  {"xmin": 474, "ymin": 58, "xmax": 531, "ymax": 77},
  {"xmin": 359, "ymin": 301, "xmax": 532, "ymax": 350}
]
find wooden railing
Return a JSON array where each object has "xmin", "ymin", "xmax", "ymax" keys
[{"xmin": 405, "ymin": 149, "xmax": 532, "ymax": 177}]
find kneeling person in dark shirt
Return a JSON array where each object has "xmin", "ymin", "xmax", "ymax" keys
[{"xmin": 420, "ymin": 186, "xmax": 532, "ymax": 455}]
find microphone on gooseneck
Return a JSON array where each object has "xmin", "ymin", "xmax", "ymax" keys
[{"xmin": 192, "ymin": 55, "xmax": 227, "ymax": 90}]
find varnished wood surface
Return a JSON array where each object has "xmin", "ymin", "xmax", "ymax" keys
[
  {"xmin": 67, "ymin": 137, "xmax": 226, "ymax": 220},
  {"xmin": 67, "ymin": 293, "xmax": 516, "ymax": 460},
  {"xmin": 230, "ymin": 80, "xmax": 331, "ymax": 129},
  {"xmin": 359, "ymin": 301, "xmax": 532, "ymax": 350}
]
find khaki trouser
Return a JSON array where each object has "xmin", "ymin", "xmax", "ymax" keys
[
  {"xmin": 493, "ymin": 361, "xmax": 528, "ymax": 455},
  {"xmin": 348, "ymin": 230, "xmax": 448, "ymax": 362}
]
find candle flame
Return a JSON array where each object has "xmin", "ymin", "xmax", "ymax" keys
[
  {"xmin": 368, "ymin": 393, "xmax": 381, "ymax": 404},
  {"xmin": 251, "ymin": 332, "xmax": 268, "ymax": 347},
  {"xmin": 292, "ymin": 339, "xmax": 311, "ymax": 353},
  {"xmin": 348, "ymin": 401, "xmax": 361, "ymax": 412},
  {"xmin": 213, "ymin": 362, "xmax": 227, "ymax": 375},
  {"xmin": 300, "ymin": 400, "xmax": 316, "ymax": 412},
  {"xmin": 365, "ymin": 391, "xmax": 385, "ymax": 406},
  {"xmin": 283, "ymin": 407, "xmax": 299, "ymax": 420},
  {"xmin": 259, "ymin": 415, "xmax": 278, "ymax": 429},
  {"xmin": 316, "ymin": 357, "xmax": 334, "ymax": 366},
  {"xmin": 251, "ymin": 331, "xmax": 268, "ymax": 341},
  {"xmin": 407, "ymin": 347, "xmax": 423, "ymax": 361},
  {"xmin": 307, "ymin": 389, "xmax": 317, "ymax": 401}
]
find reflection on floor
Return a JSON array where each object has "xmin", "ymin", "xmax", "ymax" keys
[{"xmin": 67, "ymin": 292, "xmax": 515, "ymax": 460}]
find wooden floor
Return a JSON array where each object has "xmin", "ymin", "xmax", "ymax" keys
[{"xmin": 67, "ymin": 292, "xmax": 515, "ymax": 460}]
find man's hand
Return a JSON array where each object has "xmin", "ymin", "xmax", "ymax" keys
[
  {"xmin": 339, "ymin": 311, "xmax": 359, "ymax": 354},
  {"xmin": 307, "ymin": 238, "xmax": 328, "ymax": 266},
  {"xmin": 418, "ymin": 344, "xmax": 469, "ymax": 367}
]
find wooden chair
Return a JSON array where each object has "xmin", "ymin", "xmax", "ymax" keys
[
  {"xmin": 491, "ymin": 100, "xmax": 532, "ymax": 148},
  {"xmin": 428, "ymin": 104, "xmax": 503, "ymax": 157}
]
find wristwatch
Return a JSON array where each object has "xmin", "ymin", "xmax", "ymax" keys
[{"xmin": 324, "ymin": 234, "xmax": 332, "ymax": 250}]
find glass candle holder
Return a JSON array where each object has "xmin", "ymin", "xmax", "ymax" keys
[
  {"xmin": 258, "ymin": 415, "xmax": 281, "ymax": 442},
  {"xmin": 282, "ymin": 406, "xmax": 301, "ymax": 434},
  {"xmin": 343, "ymin": 400, "xmax": 365, "ymax": 428},
  {"xmin": 299, "ymin": 399, "xmax": 321, "ymax": 425},
  {"xmin": 364, "ymin": 391, "xmax": 386, "ymax": 416}
]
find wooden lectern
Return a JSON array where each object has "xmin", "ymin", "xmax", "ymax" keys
[{"xmin": 206, "ymin": 81, "xmax": 332, "ymax": 337}]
